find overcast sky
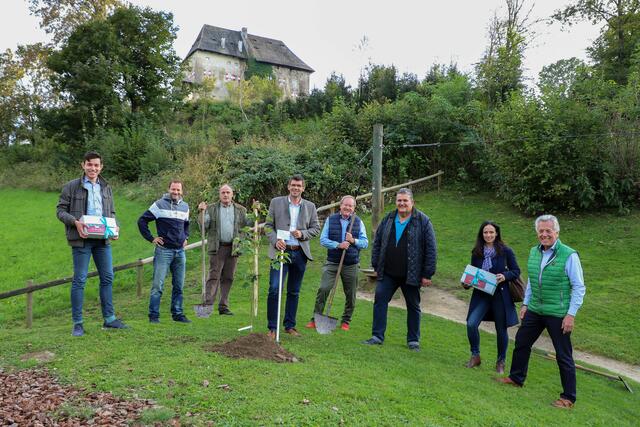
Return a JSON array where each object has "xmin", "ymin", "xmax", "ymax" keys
[{"xmin": 3, "ymin": 0, "xmax": 601, "ymax": 89}]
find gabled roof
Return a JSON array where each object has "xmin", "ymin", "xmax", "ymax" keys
[{"xmin": 185, "ymin": 25, "xmax": 314, "ymax": 73}]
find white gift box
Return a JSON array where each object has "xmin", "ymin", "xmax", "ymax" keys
[
  {"xmin": 460, "ymin": 264, "xmax": 497, "ymax": 295},
  {"xmin": 80, "ymin": 215, "xmax": 118, "ymax": 239}
]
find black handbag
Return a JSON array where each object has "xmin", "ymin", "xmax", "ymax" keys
[{"xmin": 509, "ymin": 276, "xmax": 526, "ymax": 303}]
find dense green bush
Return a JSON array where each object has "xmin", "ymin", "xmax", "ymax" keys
[{"xmin": 484, "ymin": 93, "xmax": 622, "ymax": 213}]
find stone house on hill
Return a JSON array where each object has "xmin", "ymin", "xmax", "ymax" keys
[{"xmin": 184, "ymin": 25, "xmax": 314, "ymax": 100}]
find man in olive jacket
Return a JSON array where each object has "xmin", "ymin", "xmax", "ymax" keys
[
  {"xmin": 198, "ymin": 184, "xmax": 251, "ymax": 315},
  {"xmin": 363, "ymin": 188, "xmax": 437, "ymax": 352},
  {"xmin": 56, "ymin": 151, "xmax": 128, "ymax": 337},
  {"xmin": 496, "ymin": 214, "xmax": 585, "ymax": 409}
]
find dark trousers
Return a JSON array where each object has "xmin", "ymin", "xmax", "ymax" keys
[
  {"xmin": 509, "ymin": 310, "xmax": 577, "ymax": 402},
  {"xmin": 205, "ymin": 244, "xmax": 238, "ymax": 311},
  {"xmin": 371, "ymin": 274, "xmax": 421, "ymax": 344},
  {"xmin": 267, "ymin": 249, "xmax": 308, "ymax": 331}
]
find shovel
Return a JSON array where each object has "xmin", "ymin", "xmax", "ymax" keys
[
  {"xmin": 194, "ymin": 208, "xmax": 214, "ymax": 318},
  {"xmin": 315, "ymin": 215, "xmax": 356, "ymax": 334}
]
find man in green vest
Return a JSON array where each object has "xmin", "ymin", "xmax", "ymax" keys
[{"xmin": 495, "ymin": 215, "xmax": 585, "ymax": 409}]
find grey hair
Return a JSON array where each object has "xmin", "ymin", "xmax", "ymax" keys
[
  {"xmin": 219, "ymin": 183, "xmax": 234, "ymax": 192},
  {"xmin": 340, "ymin": 195, "xmax": 356, "ymax": 205},
  {"xmin": 396, "ymin": 187, "xmax": 413, "ymax": 200},
  {"xmin": 535, "ymin": 214, "xmax": 560, "ymax": 232}
]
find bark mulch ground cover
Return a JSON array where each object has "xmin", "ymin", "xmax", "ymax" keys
[
  {"xmin": 0, "ymin": 367, "xmax": 158, "ymax": 426},
  {"xmin": 205, "ymin": 333, "xmax": 300, "ymax": 363}
]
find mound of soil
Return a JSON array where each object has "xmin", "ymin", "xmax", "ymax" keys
[
  {"xmin": 0, "ymin": 368, "xmax": 157, "ymax": 426},
  {"xmin": 206, "ymin": 333, "xmax": 299, "ymax": 363}
]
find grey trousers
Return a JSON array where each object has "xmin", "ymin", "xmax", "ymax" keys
[
  {"xmin": 313, "ymin": 262, "xmax": 359, "ymax": 324},
  {"xmin": 205, "ymin": 244, "xmax": 238, "ymax": 311}
]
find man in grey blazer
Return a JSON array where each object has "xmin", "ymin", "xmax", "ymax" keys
[{"xmin": 265, "ymin": 174, "xmax": 320, "ymax": 337}]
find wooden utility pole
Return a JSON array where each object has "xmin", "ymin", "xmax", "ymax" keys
[
  {"xmin": 371, "ymin": 124, "xmax": 383, "ymax": 232},
  {"xmin": 25, "ymin": 280, "xmax": 33, "ymax": 329}
]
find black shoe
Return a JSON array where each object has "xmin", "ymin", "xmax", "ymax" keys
[
  {"xmin": 172, "ymin": 315, "xmax": 192, "ymax": 323},
  {"xmin": 219, "ymin": 309, "xmax": 234, "ymax": 316},
  {"xmin": 362, "ymin": 337, "xmax": 383, "ymax": 345},
  {"xmin": 103, "ymin": 319, "xmax": 129, "ymax": 329},
  {"xmin": 408, "ymin": 342, "xmax": 420, "ymax": 352},
  {"xmin": 149, "ymin": 317, "xmax": 160, "ymax": 324}
]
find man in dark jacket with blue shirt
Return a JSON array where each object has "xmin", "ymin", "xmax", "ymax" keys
[
  {"xmin": 138, "ymin": 180, "xmax": 190, "ymax": 323},
  {"xmin": 363, "ymin": 188, "xmax": 437, "ymax": 352}
]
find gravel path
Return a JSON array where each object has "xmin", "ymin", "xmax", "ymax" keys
[{"xmin": 357, "ymin": 287, "xmax": 640, "ymax": 383}]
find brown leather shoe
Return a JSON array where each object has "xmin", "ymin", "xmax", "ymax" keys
[
  {"xmin": 494, "ymin": 377, "xmax": 522, "ymax": 387},
  {"xmin": 267, "ymin": 330, "xmax": 276, "ymax": 340},
  {"xmin": 465, "ymin": 355, "xmax": 481, "ymax": 368},
  {"xmin": 551, "ymin": 398, "xmax": 574, "ymax": 409},
  {"xmin": 496, "ymin": 360, "xmax": 505, "ymax": 374},
  {"xmin": 285, "ymin": 328, "xmax": 301, "ymax": 337}
]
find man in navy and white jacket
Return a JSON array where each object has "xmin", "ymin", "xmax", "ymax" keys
[{"xmin": 138, "ymin": 180, "xmax": 190, "ymax": 323}]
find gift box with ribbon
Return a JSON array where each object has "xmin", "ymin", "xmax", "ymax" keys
[
  {"xmin": 460, "ymin": 264, "xmax": 497, "ymax": 295},
  {"xmin": 80, "ymin": 215, "xmax": 118, "ymax": 239}
]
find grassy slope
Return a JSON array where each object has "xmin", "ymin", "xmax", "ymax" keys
[{"xmin": 0, "ymin": 188, "xmax": 639, "ymax": 425}]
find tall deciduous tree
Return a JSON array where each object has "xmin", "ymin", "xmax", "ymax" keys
[
  {"xmin": 44, "ymin": 5, "xmax": 182, "ymax": 144},
  {"xmin": 552, "ymin": 0, "xmax": 640, "ymax": 84},
  {"xmin": 0, "ymin": 50, "xmax": 24, "ymax": 145},
  {"xmin": 28, "ymin": 0, "xmax": 123, "ymax": 46},
  {"xmin": 475, "ymin": 0, "xmax": 534, "ymax": 107}
]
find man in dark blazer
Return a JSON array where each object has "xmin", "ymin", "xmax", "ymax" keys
[{"xmin": 265, "ymin": 174, "xmax": 320, "ymax": 337}]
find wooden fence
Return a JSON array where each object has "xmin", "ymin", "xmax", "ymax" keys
[{"xmin": 0, "ymin": 171, "xmax": 443, "ymax": 328}]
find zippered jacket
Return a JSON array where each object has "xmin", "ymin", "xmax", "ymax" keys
[
  {"xmin": 138, "ymin": 194, "xmax": 190, "ymax": 249},
  {"xmin": 527, "ymin": 240, "xmax": 576, "ymax": 317},
  {"xmin": 56, "ymin": 175, "xmax": 116, "ymax": 248}
]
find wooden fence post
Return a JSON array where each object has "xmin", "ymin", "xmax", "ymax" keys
[
  {"xmin": 26, "ymin": 279, "xmax": 33, "ymax": 329},
  {"xmin": 371, "ymin": 124, "xmax": 384, "ymax": 233},
  {"xmin": 437, "ymin": 171, "xmax": 442, "ymax": 193},
  {"xmin": 136, "ymin": 260, "xmax": 144, "ymax": 298}
]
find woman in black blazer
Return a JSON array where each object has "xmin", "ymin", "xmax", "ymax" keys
[{"xmin": 463, "ymin": 221, "xmax": 520, "ymax": 373}]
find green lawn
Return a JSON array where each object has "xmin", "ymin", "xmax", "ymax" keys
[
  {"xmin": 0, "ymin": 188, "xmax": 638, "ymax": 425},
  {"xmin": 0, "ymin": 188, "xmax": 153, "ymax": 324}
]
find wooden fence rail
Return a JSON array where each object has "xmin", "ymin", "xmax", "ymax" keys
[{"xmin": 0, "ymin": 170, "xmax": 443, "ymax": 328}]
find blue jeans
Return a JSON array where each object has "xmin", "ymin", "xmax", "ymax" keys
[
  {"xmin": 371, "ymin": 274, "xmax": 422, "ymax": 344},
  {"xmin": 71, "ymin": 240, "xmax": 115, "ymax": 324},
  {"xmin": 149, "ymin": 246, "xmax": 186, "ymax": 319},
  {"xmin": 466, "ymin": 291, "xmax": 508, "ymax": 360},
  {"xmin": 267, "ymin": 249, "xmax": 307, "ymax": 330}
]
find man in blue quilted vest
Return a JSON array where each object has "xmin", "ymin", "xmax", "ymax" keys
[
  {"xmin": 496, "ymin": 215, "xmax": 586, "ymax": 409},
  {"xmin": 306, "ymin": 195, "xmax": 368, "ymax": 331}
]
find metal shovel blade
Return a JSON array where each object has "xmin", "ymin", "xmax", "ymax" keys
[
  {"xmin": 314, "ymin": 313, "xmax": 338, "ymax": 335},
  {"xmin": 194, "ymin": 303, "xmax": 214, "ymax": 318}
]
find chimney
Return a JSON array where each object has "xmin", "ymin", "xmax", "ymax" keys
[{"xmin": 240, "ymin": 27, "xmax": 249, "ymax": 56}]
